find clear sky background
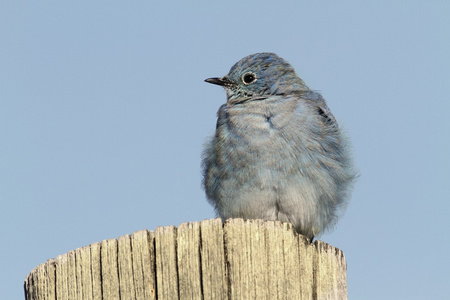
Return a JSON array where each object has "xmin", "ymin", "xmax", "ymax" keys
[{"xmin": 1, "ymin": 1, "xmax": 449, "ymax": 299}]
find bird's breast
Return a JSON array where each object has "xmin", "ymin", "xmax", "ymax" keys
[{"xmin": 218, "ymin": 102, "xmax": 307, "ymax": 178}]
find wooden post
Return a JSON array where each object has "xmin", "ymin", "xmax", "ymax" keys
[{"xmin": 24, "ymin": 218, "xmax": 347, "ymax": 300}]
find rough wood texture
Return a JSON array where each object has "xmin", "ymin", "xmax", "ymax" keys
[{"xmin": 24, "ymin": 218, "xmax": 348, "ymax": 300}]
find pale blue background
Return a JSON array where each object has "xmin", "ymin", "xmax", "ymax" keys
[{"xmin": 1, "ymin": 1, "xmax": 449, "ymax": 299}]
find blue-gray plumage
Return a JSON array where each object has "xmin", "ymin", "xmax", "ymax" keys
[{"xmin": 202, "ymin": 53, "xmax": 357, "ymax": 240}]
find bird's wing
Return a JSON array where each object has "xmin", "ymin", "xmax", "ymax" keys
[{"xmin": 301, "ymin": 90, "xmax": 338, "ymax": 127}]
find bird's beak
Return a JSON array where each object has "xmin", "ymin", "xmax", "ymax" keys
[{"xmin": 205, "ymin": 77, "xmax": 233, "ymax": 87}]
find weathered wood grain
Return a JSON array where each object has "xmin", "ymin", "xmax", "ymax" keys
[
  {"xmin": 177, "ymin": 221, "xmax": 202, "ymax": 300},
  {"xmin": 314, "ymin": 241, "xmax": 348, "ymax": 300},
  {"xmin": 24, "ymin": 218, "xmax": 348, "ymax": 300},
  {"xmin": 155, "ymin": 225, "xmax": 179, "ymax": 299},
  {"xmin": 199, "ymin": 218, "xmax": 228, "ymax": 300},
  {"xmin": 90, "ymin": 243, "xmax": 102, "ymax": 300},
  {"xmin": 130, "ymin": 230, "xmax": 156, "ymax": 300},
  {"xmin": 101, "ymin": 238, "xmax": 120, "ymax": 300},
  {"xmin": 118, "ymin": 234, "xmax": 136, "ymax": 299}
]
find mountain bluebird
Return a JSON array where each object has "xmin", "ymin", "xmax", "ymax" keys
[{"xmin": 202, "ymin": 53, "xmax": 357, "ymax": 240}]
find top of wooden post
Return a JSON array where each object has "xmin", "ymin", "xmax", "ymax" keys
[{"xmin": 24, "ymin": 218, "xmax": 347, "ymax": 300}]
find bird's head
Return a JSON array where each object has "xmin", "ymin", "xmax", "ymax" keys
[{"xmin": 205, "ymin": 53, "xmax": 308, "ymax": 102}]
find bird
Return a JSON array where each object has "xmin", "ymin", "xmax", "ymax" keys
[{"xmin": 202, "ymin": 53, "xmax": 357, "ymax": 240}]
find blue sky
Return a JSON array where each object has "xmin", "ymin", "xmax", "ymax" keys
[{"xmin": 1, "ymin": 1, "xmax": 449, "ymax": 299}]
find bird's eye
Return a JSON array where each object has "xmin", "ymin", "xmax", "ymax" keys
[{"xmin": 242, "ymin": 72, "xmax": 256, "ymax": 85}]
